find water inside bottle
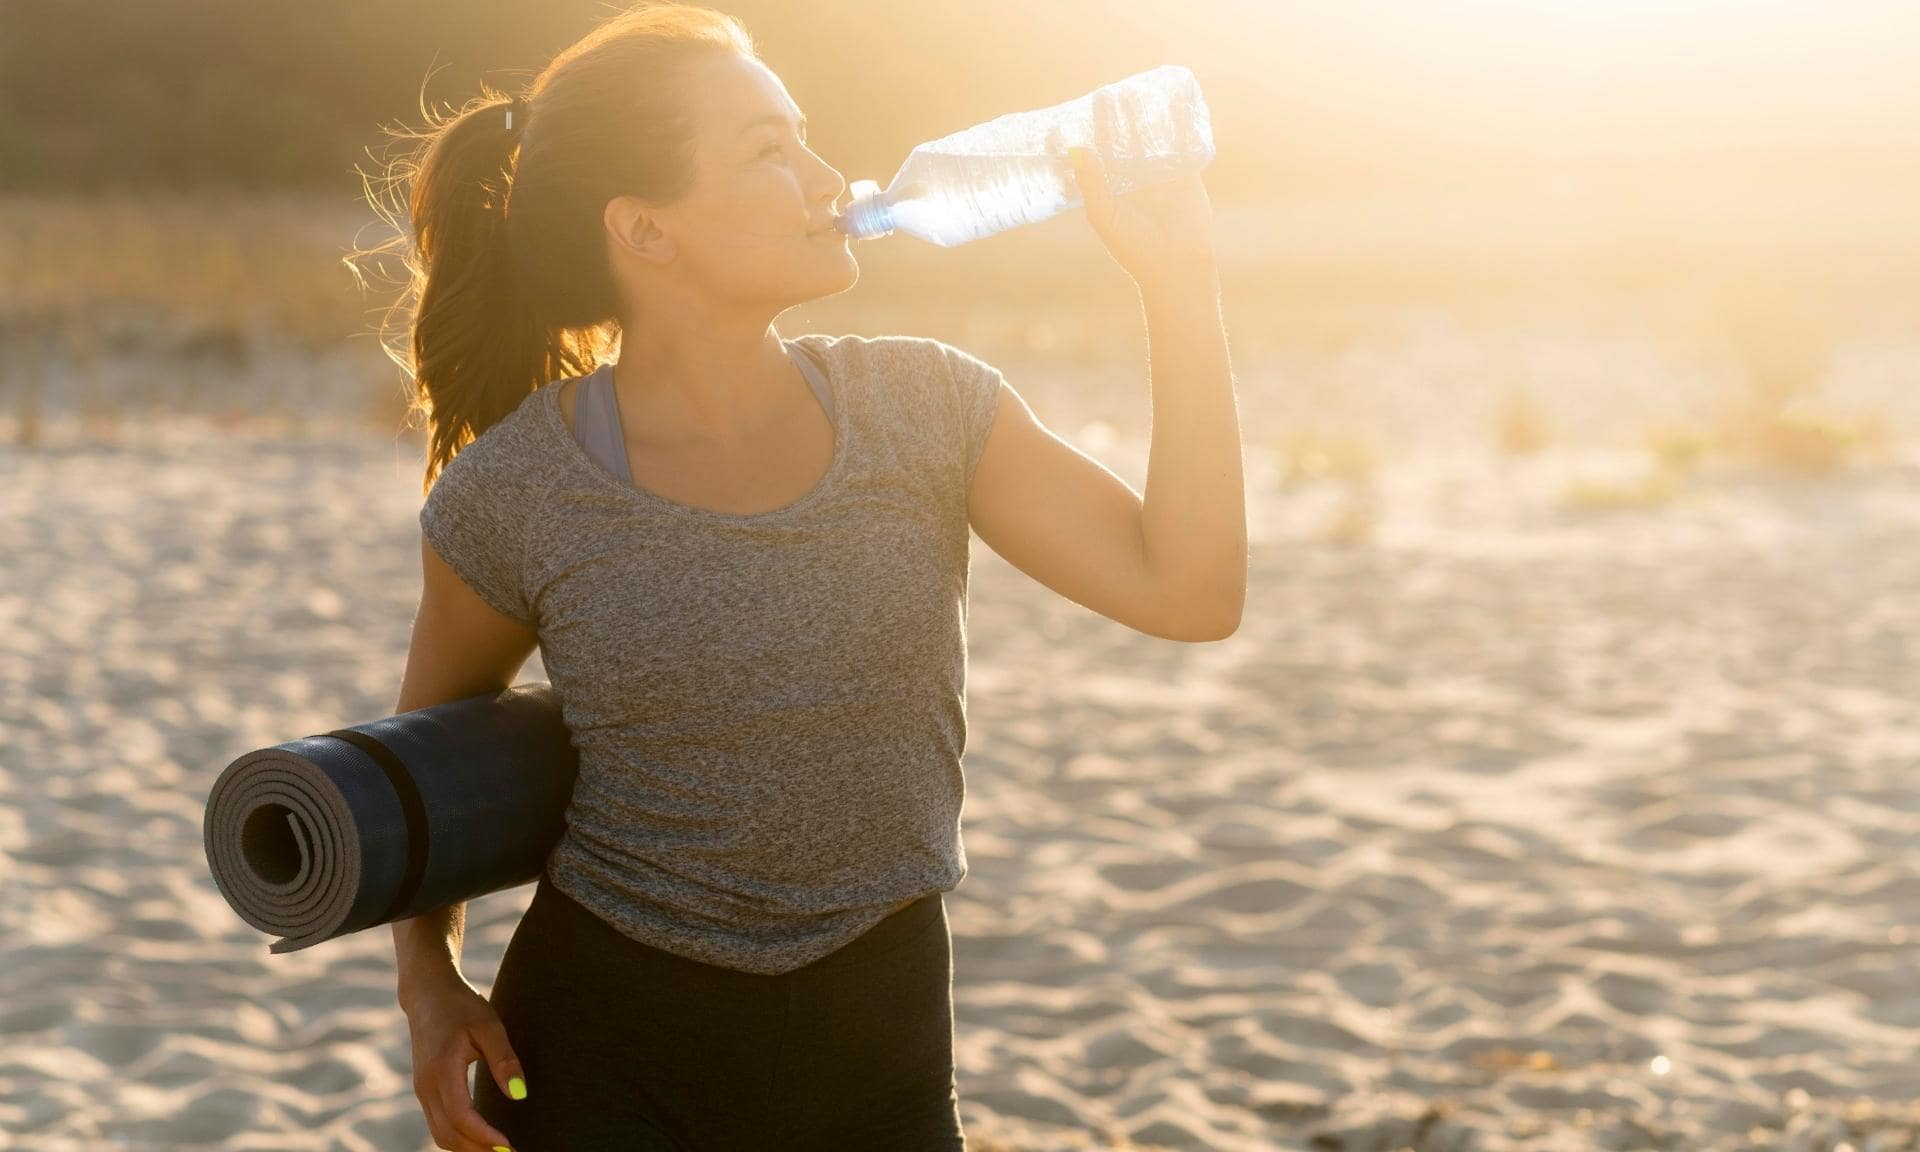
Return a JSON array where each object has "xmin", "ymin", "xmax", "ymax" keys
[{"xmin": 837, "ymin": 64, "xmax": 1214, "ymax": 246}]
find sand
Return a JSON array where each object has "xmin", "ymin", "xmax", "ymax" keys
[{"xmin": 2, "ymin": 343, "xmax": 1918, "ymax": 1150}]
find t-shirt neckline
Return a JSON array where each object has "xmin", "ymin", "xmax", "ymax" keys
[{"xmin": 540, "ymin": 335, "xmax": 847, "ymax": 524}]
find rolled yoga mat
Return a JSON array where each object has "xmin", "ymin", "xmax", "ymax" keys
[{"xmin": 202, "ymin": 681, "xmax": 578, "ymax": 954}]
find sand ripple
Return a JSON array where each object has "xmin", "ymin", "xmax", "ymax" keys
[{"xmin": 2, "ymin": 427, "xmax": 1918, "ymax": 1150}]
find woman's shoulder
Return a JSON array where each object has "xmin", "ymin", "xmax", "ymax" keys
[
  {"xmin": 792, "ymin": 330, "xmax": 964, "ymax": 368},
  {"xmin": 791, "ymin": 332, "xmax": 995, "ymax": 404}
]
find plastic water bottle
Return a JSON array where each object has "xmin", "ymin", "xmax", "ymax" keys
[{"xmin": 834, "ymin": 63, "xmax": 1215, "ymax": 246}]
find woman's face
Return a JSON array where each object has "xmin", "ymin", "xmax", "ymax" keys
[{"xmin": 625, "ymin": 52, "xmax": 856, "ymax": 310}]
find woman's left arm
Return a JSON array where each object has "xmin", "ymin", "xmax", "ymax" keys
[
  {"xmin": 1076, "ymin": 146, "xmax": 1246, "ymax": 634},
  {"xmin": 962, "ymin": 148, "xmax": 1244, "ymax": 642},
  {"xmin": 1135, "ymin": 260, "xmax": 1246, "ymax": 636}
]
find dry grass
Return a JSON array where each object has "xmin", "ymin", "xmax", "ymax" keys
[
  {"xmin": 1321, "ymin": 486, "xmax": 1382, "ymax": 545},
  {"xmin": 1495, "ymin": 387, "xmax": 1550, "ymax": 457},
  {"xmin": 1642, "ymin": 420, "xmax": 1714, "ymax": 476},
  {"xmin": 1646, "ymin": 273, "xmax": 1900, "ymax": 479},
  {"xmin": 1635, "ymin": 391, "xmax": 1896, "ymax": 487},
  {"xmin": 1559, "ymin": 376, "xmax": 1904, "ymax": 514},
  {"xmin": 1724, "ymin": 401, "xmax": 1896, "ymax": 478},
  {"xmin": 1272, "ymin": 426, "xmax": 1379, "ymax": 489},
  {"xmin": 1264, "ymin": 426, "xmax": 1383, "ymax": 544},
  {"xmin": 0, "ymin": 190, "xmax": 375, "ymax": 353},
  {"xmin": 3, "ymin": 189, "xmax": 1913, "ymax": 507},
  {"xmin": 1558, "ymin": 381, "xmax": 1898, "ymax": 515},
  {"xmin": 1561, "ymin": 469, "xmax": 1683, "ymax": 513}
]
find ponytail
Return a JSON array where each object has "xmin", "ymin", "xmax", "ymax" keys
[
  {"xmin": 387, "ymin": 89, "xmax": 607, "ymax": 494},
  {"xmin": 353, "ymin": 2, "xmax": 756, "ymax": 496}
]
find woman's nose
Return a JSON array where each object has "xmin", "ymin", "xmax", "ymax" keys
[{"xmin": 814, "ymin": 168, "xmax": 846, "ymax": 209}]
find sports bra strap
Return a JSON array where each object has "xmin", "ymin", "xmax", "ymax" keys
[{"xmin": 571, "ymin": 341, "xmax": 833, "ymax": 485}]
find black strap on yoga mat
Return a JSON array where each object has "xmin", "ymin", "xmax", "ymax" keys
[
  {"xmin": 207, "ymin": 681, "xmax": 577, "ymax": 953},
  {"xmin": 319, "ymin": 727, "xmax": 430, "ymax": 925}
]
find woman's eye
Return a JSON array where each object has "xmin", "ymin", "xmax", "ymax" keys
[{"xmin": 760, "ymin": 143, "xmax": 783, "ymax": 158}]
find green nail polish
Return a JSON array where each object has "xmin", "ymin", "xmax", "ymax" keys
[{"xmin": 508, "ymin": 1076, "xmax": 527, "ymax": 1100}]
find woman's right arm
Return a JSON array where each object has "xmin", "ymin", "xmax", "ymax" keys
[
  {"xmin": 391, "ymin": 532, "xmax": 541, "ymax": 1003},
  {"xmin": 392, "ymin": 532, "xmax": 541, "ymax": 1151}
]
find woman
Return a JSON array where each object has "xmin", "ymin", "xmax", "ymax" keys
[{"xmin": 383, "ymin": 3, "xmax": 1242, "ymax": 1150}]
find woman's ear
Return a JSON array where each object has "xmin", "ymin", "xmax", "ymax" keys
[{"xmin": 605, "ymin": 195, "xmax": 678, "ymax": 265}]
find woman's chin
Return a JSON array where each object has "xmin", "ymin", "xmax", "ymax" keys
[{"xmin": 788, "ymin": 259, "xmax": 858, "ymax": 305}]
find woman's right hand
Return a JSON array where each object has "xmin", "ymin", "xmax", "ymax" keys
[{"xmin": 401, "ymin": 974, "xmax": 528, "ymax": 1152}]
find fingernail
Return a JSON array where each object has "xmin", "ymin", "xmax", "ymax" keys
[
  {"xmin": 509, "ymin": 1076, "xmax": 527, "ymax": 1100},
  {"xmin": 493, "ymin": 1146, "xmax": 512, "ymax": 1151},
  {"xmin": 1068, "ymin": 147, "xmax": 1086, "ymax": 168}
]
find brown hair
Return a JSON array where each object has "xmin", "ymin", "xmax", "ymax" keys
[{"xmin": 354, "ymin": 1, "xmax": 758, "ymax": 494}]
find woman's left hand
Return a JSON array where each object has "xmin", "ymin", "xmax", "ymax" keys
[{"xmin": 1065, "ymin": 144, "xmax": 1217, "ymax": 291}]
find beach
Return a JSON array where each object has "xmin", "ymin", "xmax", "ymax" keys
[{"xmin": 2, "ymin": 337, "xmax": 1917, "ymax": 1150}]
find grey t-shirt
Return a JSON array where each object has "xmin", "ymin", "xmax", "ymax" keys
[{"xmin": 418, "ymin": 332, "xmax": 1004, "ymax": 975}]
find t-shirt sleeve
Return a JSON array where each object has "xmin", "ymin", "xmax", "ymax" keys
[
  {"xmin": 418, "ymin": 421, "xmax": 543, "ymax": 628},
  {"xmin": 935, "ymin": 341, "xmax": 1006, "ymax": 493}
]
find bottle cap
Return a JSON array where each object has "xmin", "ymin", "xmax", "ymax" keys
[{"xmin": 841, "ymin": 179, "xmax": 893, "ymax": 240}]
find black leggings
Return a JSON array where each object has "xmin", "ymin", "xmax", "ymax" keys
[{"xmin": 473, "ymin": 873, "xmax": 965, "ymax": 1151}]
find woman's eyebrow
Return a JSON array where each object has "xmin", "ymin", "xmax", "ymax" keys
[{"xmin": 738, "ymin": 112, "xmax": 807, "ymax": 137}]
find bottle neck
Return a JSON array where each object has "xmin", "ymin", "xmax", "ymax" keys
[{"xmin": 842, "ymin": 178, "xmax": 894, "ymax": 239}]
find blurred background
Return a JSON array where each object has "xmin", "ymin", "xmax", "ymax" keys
[
  {"xmin": 6, "ymin": 3, "xmax": 1920, "ymax": 1151},
  {"xmin": 4, "ymin": 0, "xmax": 1918, "ymax": 487}
]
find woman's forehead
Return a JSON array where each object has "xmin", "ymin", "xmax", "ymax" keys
[{"xmin": 692, "ymin": 54, "xmax": 801, "ymax": 135}]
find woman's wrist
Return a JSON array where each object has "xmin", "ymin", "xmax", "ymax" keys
[
  {"xmin": 1133, "ymin": 258, "xmax": 1220, "ymax": 304},
  {"xmin": 397, "ymin": 958, "xmax": 468, "ymax": 1014},
  {"xmin": 392, "ymin": 906, "xmax": 467, "ymax": 1011}
]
